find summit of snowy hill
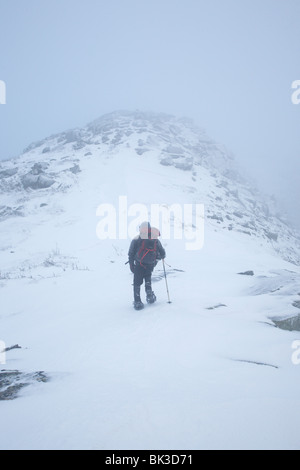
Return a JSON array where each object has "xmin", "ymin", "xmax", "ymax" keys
[
  {"xmin": 1, "ymin": 110, "xmax": 300, "ymax": 450},
  {"xmin": 0, "ymin": 110, "xmax": 299, "ymax": 265}
]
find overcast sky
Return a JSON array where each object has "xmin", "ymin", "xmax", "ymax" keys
[{"xmin": 0, "ymin": 0, "xmax": 299, "ymax": 226}]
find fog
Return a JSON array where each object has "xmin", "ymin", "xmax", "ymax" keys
[{"xmin": 0, "ymin": 0, "xmax": 299, "ymax": 226}]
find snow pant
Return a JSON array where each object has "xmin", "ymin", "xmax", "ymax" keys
[{"xmin": 133, "ymin": 263, "xmax": 154, "ymax": 301}]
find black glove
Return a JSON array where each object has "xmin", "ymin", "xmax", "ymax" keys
[{"xmin": 129, "ymin": 261, "xmax": 135, "ymax": 273}]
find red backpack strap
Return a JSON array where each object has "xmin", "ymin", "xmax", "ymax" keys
[
  {"xmin": 140, "ymin": 248, "xmax": 150, "ymax": 266},
  {"xmin": 139, "ymin": 240, "xmax": 157, "ymax": 268},
  {"xmin": 137, "ymin": 240, "xmax": 145, "ymax": 259}
]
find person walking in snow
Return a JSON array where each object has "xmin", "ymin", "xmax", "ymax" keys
[{"xmin": 128, "ymin": 222, "xmax": 166, "ymax": 310}]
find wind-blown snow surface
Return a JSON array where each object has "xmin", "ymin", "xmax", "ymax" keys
[{"xmin": 1, "ymin": 111, "xmax": 300, "ymax": 450}]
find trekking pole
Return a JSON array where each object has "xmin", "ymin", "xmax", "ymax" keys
[{"xmin": 162, "ymin": 259, "xmax": 172, "ymax": 304}]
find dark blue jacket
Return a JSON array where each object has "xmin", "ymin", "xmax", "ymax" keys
[{"xmin": 128, "ymin": 236, "xmax": 166, "ymax": 267}]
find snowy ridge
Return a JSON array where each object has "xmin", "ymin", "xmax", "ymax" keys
[
  {"xmin": 1, "ymin": 111, "xmax": 300, "ymax": 450},
  {"xmin": 1, "ymin": 110, "xmax": 299, "ymax": 265}
]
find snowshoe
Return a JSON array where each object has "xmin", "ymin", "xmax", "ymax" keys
[
  {"xmin": 146, "ymin": 291, "xmax": 157, "ymax": 304},
  {"xmin": 134, "ymin": 300, "xmax": 144, "ymax": 311}
]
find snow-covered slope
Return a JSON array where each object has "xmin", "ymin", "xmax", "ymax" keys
[
  {"xmin": 1, "ymin": 111, "xmax": 300, "ymax": 450},
  {"xmin": 1, "ymin": 110, "xmax": 299, "ymax": 265}
]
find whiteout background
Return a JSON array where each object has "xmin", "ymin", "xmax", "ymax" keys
[{"xmin": 1, "ymin": 0, "xmax": 300, "ymax": 227}]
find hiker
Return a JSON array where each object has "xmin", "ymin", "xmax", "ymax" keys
[{"xmin": 128, "ymin": 222, "xmax": 166, "ymax": 310}]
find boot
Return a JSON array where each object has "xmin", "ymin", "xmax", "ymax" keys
[
  {"xmin": 145, "ymin": 281, "xmax": 156, "ymax": 304},
  {"xmin": 133, "ymin": 285, "xmax": 144, "ymax": 310}
]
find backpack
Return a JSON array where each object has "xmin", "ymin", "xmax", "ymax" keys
[{"xmin": 136, "ymin": 238, "xmax": 158, "ymax": 267}]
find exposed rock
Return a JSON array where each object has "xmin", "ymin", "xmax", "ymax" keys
[
  {"xmin": 233, "ymin": 359, "xmax": 278, "ymax": 369},
  {"xmin": 21, "ymin": 173, "xmax": 55, "ymax": 190},
  {"xmin": 233, "ymin": 211, "xmax": 244, "ymax": 219},
  {"xmin": 64, "ymin": 129, "xmax": 81, "ymax": 143},
  {"xmin": 163, "ymin": 145, "xmax": 184, "ymax": 155},
  {"xmin": 208, "ymin": 214, "xmax": 224, "ymax": 223},
  {"xmin": 23, "ymin": 140, "xmax": 46, "ymax": 153},
  {"xmin": 160, "ymin": 157, "xmax": 173, "ymax": 167},
  {"xmin": 272, "ymin": 314, "xmax": 300, "ymax": 332},
  {"xmin": 136, "ymin": 148, "xmax": 149, "ymax": 156},
  {"xmin": 0, "ymin": 370, "xmax": 49, "ymax": 401},
  {"xmin": 264, "ymin": 231, "xmax": 278, "ymax": 242},
  {"xmin": 0, "ymin": 168, "xmax": 18, "ymax": 179},
  {"xmin": 31, "ymin": 162, "xmax": 49, "ymax": 175},
  {"xmin": 73, "ymin": 141, "xmax": 85, "ymax": 150},
  {"xmin": 174, "ymin": 161, "xmax": 193, "ymax": 171},
  {"xmin": 0, "ymin": 205, "xmax": 24, "ymax": 219},
  {"xmin": 68, "ymin": 164, "xmax": 81, "ymax": 174},
  {"xmin": 206, "ymin": 303, "xmax": 227, "ymax": 310},
  {"xmin": 3, "ymin": 344, "xmax": 22, "ymax": 352}
]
